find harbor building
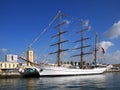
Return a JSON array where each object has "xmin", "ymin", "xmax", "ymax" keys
[
  {"xmin": 5, "ymin": 54, "xmax": 18, "ymax": 62},
  {"xmin": 27, "ymin": 49, "xmax": 34, "ymax": 66},
  {"xmin": 0, "ymin": 62, "xmax": 19, "ymax": 70},
  {"xmin": 0, "ymin": 54, "xmax": 20, "ymax": 73}
]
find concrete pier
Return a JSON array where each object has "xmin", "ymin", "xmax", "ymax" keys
[{"xmin": 0, "ymin": 72, "xmax": 21, "ymax": 78}]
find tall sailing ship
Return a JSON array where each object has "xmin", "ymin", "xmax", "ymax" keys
[
  {"xmin": 19, "ymin": 11, "xmax": 107, "ymax": 77},
  {"xmin": 38, "ymin": 11, "xmax": 106, "ymax": 76}
]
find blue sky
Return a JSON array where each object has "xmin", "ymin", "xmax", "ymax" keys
[{"xmin": 0, "ymin": 0, "xmax": 120, "ymax": 64}]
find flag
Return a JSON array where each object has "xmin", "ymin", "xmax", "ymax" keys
[{"xmin": 101, "ymin": 47, "xmax": 105, "ymax": 54}]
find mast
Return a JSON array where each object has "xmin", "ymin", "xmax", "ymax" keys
[
  {"xmin": 49, "ymin": 11, "xmax": 69, "ymax": 66},
  {"xmin": 80, "ymin": 30, "xmax": 84, "ymax": 69},
  {"xmin": 72, "ymin": 20, "xmax": 92, "ymax": 69},
  {"xmin": 58, "ymin": 12, "xmax": 62, "ymax": 66},
  {"xmin": 94, "ymin": 32, "xmax": 98, "ymax": 65}
]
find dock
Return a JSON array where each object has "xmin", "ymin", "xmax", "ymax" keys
[{"xmin": 0, "ymin": 71, "xmax": 21, "ymax": 78}]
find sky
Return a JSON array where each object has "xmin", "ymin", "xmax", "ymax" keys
[{"xmin": 0, "ymin": 0, "xmax": 120, "ymax": 64}]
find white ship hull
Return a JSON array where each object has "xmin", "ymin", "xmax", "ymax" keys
[
  {"xmin": 39, "ymin": 66, "xmax": 107, "ymax": 77},
  {"xmin": 19, "ymin": 66, "xmax": 107, "ymax": 77}
]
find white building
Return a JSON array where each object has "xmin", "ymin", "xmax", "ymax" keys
[
  {"xmin": 5, "ymin": 54, "xmax": 18, "ymax": 62},
  {"xmin": 0, "ymin": 62, "xmax": 19, "ymax": 69}
]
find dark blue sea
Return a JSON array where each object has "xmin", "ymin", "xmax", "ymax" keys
[{"xmin": 0, "ymin": 72, "xmax": 120, "ymax": 90}]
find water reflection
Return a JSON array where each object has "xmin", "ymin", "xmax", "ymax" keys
[
  {"xmin": 1, "ymin": 73, "xmax": 120, "ymax": 90},
  {"xmin": 0, "ymin": 78, "xmax": 21, "ymax": 90},
  {"xmin": 37, "ymin": 74, "xmax": 107, "ymax": 90}
]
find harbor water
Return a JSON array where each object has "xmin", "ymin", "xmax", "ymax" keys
[{"xmin": 0, "ymin": 72, "xmax": 120, "ymax": 90}]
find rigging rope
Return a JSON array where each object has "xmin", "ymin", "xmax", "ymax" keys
[
  {"xmin": 19, "ymin": 11, "xmax": 60, "ymax": 61},
  {"xmin": 29, "ymin": 11, "xmax": 60, "ymax": 48},
  {"xmin": 29, "ymin": 11, "xmax": 83, "ymax": 48}
]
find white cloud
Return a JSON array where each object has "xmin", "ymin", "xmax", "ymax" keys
[
  {"xmin": 104, "ymin": 20, "xmax": 120, "ymax": 39},
  {"xmin": 105, "ymin": 50, "xmax": 120, "ymax": 64},
  {"xmin": 97, "ymin": 41, "xmax": 114, "ymax": 52},
  {"xmin": 64, "ymin": 20, "xmax": 71, "ymax": 25},
  {"xmin": 80, "ymin": 20, "xmax": 89, "ymax": 26},
  {"xmin": 0, "ymin": 48, "xmax": 7, "ymax": 54},
  {"xmin": 0, "ymin": 48, "xmax": 8, "ymax": 61}
]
